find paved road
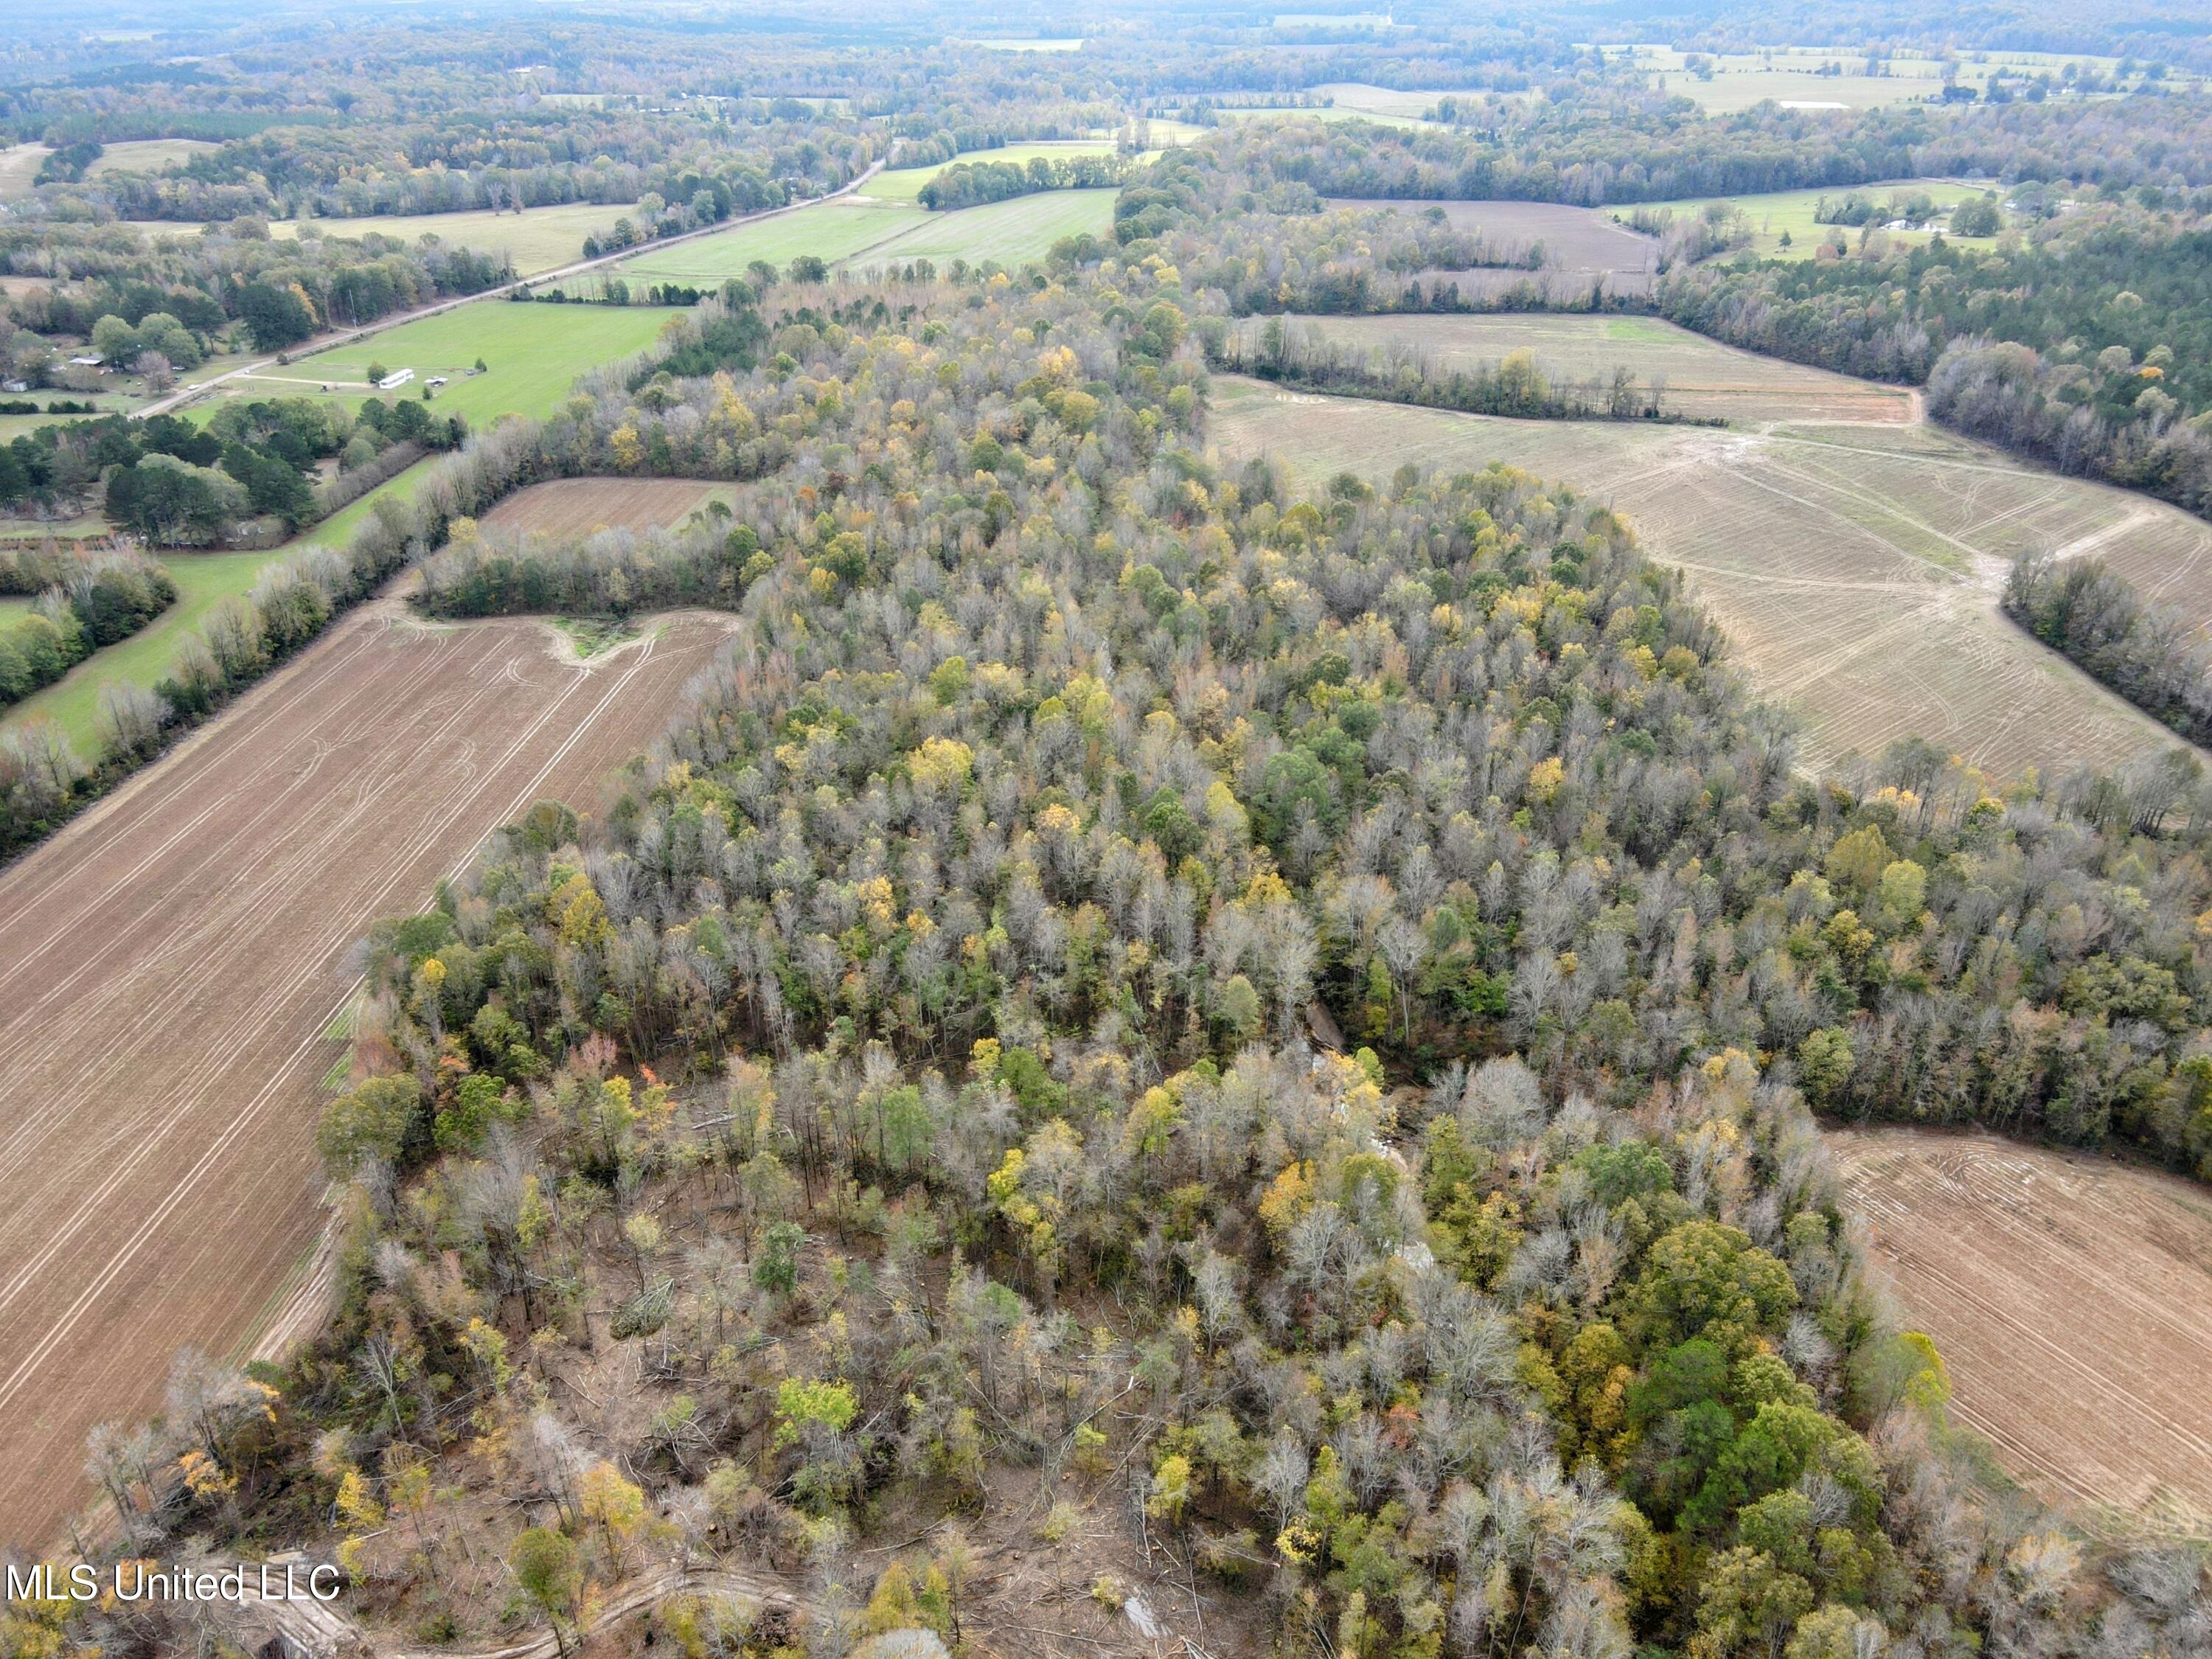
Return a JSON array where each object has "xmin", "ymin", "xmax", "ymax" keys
[{"xmin": 135, "ymin": 159, "xmax": 886, "ymax": 420}]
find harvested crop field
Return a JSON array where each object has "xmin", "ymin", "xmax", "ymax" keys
[
  {"xmin": 0, "ymin": 597, "xmax": 731, "ymax": 1550},
  {"xmin": 1332, "ymin": 199, "xmax": 1659, "ymax": 299},
  {"xmin": 1208, "ymin": 375, "xmax": 2212, "ymax": 777},
  {"xmin": 479, "ymin": 476, "xmax": 734, "ymax": 537},
  {"xmin": 1235, "ymin": 313, "xmax": 1914, "ymax": 425},
  {"xmin": 1827, "ymin": 1128, "xmax": 2212, "ymax": 1536}
]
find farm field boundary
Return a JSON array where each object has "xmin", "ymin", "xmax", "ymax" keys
[
  {"xmin": 1826, "ymin": 1127, "xmax": 2212, "ymax": 1537},
  {"xmin": 1208, "ymin": 373, "xmax": 2212, "ymax": 778},
  {"xmin": 0, "ymin": 593, "xmax": 733, "ymax": 1551}
]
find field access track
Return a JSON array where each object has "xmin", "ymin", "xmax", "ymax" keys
[{"xmin": 0, "ymin": 599, "xmax": 729, "ymax": 1548}]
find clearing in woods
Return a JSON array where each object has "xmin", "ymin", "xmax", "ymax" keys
[
  {"xmin": 271, "ymin": 201, "xmax": 646, "ymax": 277},
  {"xmin": 1332, "ymin": 199, "xmax": 1660, "ymax": 299},
  {"xmin": 478, "ymin": 476, "xmax": 735, "ymax": 537},
  {"xmin": 1238, "ymin": 313, "xmax": 1914, "ymax": 425},
  {"xmin": 1208, "ymin": 372, "xmax": 2212, "ymax": 777},
  {"xmin": 611, "ymin": 197, "xmax": 928, "ymax": 283},
  {"xmin": 841, "ymin": 188, "xmax": 1116, "ymax": 273},
  {"xmin": 0, "ymin": 585, "xmax": 733, "ymax": 1551},
  {"xmin": 82, "ymin": 138, "xmax": 220, "ymax": 178},
  {"xmin": 1826, "ymin": 1128, "xmax": 2212, "ymax": 1537},
  {"xmin": 1631, "ymin": 178, "xmax": 2004, "ymax": 262}
]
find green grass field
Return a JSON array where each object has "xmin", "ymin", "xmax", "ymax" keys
[
  {"xmin": 608, "ymin": 185, "xmax": 1113, "ymax": 285},
  {"xmin": 1, "ymin": 464, "xmax": 435, "ymax": 757},
  {"xmin": 846, "ymin": 189, "xmax": 1118, "ymax": 271},
  {"xmin": 614, "ymin": 201, "xmax": 928, "ymax": 284},
  {"xmin": 201, "ymin": 302, "xmax": 684, "ymax": 428},
  {"xmin": 1632, "ymin": 178, "xmax": 2004, "ymax": 260},
  {"xmin": 0, "ymin": 597, "xmax": 35, "ymax": 624},
  {"xmin": 273, "ymin": 201, "xmax": 641, "ymax": 277},
  {"xmin": 1215, "ymin": 103, "xmax": 1425, "ymax": 129},
  {"xmin": 861, "ymin": 141, "xmax": 1121, "ymax": 202}
]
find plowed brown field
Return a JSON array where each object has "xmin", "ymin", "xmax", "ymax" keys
[
  {"xmin": 1828, "ymin": 1128, "xmax": 2212, "ymax": 1536},
  {"xmin": 0, "ymin": 598, "xmax": 730, "ymax": 1549}
]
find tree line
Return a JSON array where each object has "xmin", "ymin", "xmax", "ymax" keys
[
  {"xmin": 2003, "ymin": 552, "xmax": 2212, "ymax": 745},
  {"xmin": 1660, "ymin": 207, "xmax": 2212, "ymax": 519},
  {"xmin": 916, "ymin": 152, "xmax": 1135, "ymax": 211},
  {"xmin": 0, "ymin": 548, "xmax": 173, "ymax": 712}
]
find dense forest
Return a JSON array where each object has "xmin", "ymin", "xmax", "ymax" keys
[{"xmin": 1158, "ymin": 95, "xmax": 2212, "ymax": 214}]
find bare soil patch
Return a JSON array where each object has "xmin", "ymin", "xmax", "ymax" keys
[
  {"xmin": 479, "ymin": 475, "xmax": 731, "ymax": 538},
  {"xmin": 0, "ymin": 597, "xmax": 731, "ymax": 1550},
  {"xmin": 1208, "ymin": 375, "xmax": 2209, "ymax": 777},
  {"xmin": 1826, "ymin": 1127, "xmax": 2212, "ymax": 1536}
]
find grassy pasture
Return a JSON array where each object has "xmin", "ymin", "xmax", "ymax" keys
[
  {"xmin": 613, "ymin": 200, "xmax": 927, "ymax": 284},
  {"xmin": 1250, "ymin": 313, "xmax": 1915, "ymax": 425},
  {"xmin": 1312, "ymin": 82, "xmax": 1449, "ymax": 118},
  {"xmin": 1139, "ymin": 119, "xmax": 1212, "ymax": 145},
  {"xmin": 1632, "ymin": 178, "xmax": 2005, "ymax": 260},
  {"xmin": 83, "ymin": 139, "xmax": 219, "ymax": 178},
  {"xmin": 861, "ymin": 140, "xmax": 1121, "ymax": 202},
  {"xmin": 844, "ymin": 189, "xmax": 1116, "ymax": 272},
  {"xmin": 0, "ymin": 144, "xmax": 53, "ymax": 199},
  {"xmin": 272, "ymin": 201, "xmax": 641, "ymax": 276},
  {"xmin": 1, "ymin": 464, "xmax": 435, "ymax": 757},
  {"xmin": 203, "ymin": 302, "xmax": 682, "ymax": 428},
  {"xmin": 1208, "ymin": 372, "xmax": 2211, "ymax": 779},
  {"xmin": 1610, "ymin": 46, "xmax": 2139, "ymax": 114},
  {"xmin": 608, "ymin": 188, "xmax": 1115, "ymax": 286}
]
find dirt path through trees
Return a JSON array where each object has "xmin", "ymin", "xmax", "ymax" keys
[{"xmin": 0, "ymin": 599, "xmax": 729, "ymax": 1549}]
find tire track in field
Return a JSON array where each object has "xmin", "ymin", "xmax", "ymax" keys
[
  {"xmin": 1830, "ymin": 1128, "xmax": 2212, "ymax": 1529},
  {"xmin": 0, "ymin": 603, "xmax": 725, "ymax": 1550},
  {"xmin": 0, "ymin": 642, "xmax": 602, "ymax": 1317}
]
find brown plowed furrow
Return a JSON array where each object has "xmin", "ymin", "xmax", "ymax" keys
[{"xmin": 0, "ymin": 600, "xmax": 728, "ymax": 1549}]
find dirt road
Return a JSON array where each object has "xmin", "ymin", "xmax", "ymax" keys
[{"xmin": 0, "ymin": 599, "xmax": 730, "ymax": 1548}]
